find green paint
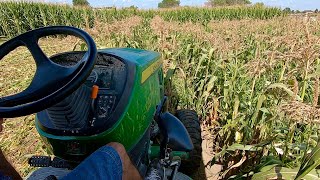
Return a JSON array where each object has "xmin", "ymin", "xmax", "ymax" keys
[
  {"xmin": 36, "ymin": 48, "xmax": 162, "ymax": 161},
  {"xmin": 150, "ymin": 146, "xmax": 190, "ymax": 160}
]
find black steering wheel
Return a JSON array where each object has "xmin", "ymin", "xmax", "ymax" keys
[{"xmin": 0, "ymin": 26, "xmax": 97, "ymax": 118}]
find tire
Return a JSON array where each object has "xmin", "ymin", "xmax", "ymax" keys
[{"xmin": 175, "ymin": 109, "xmax": 202, "ymax": 176}]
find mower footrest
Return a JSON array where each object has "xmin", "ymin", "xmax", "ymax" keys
[
  {"xmin": 28, "ymin": 156, "xmax": 51, "ymax": 167},
  {"xmin": 28, "ymin": 156, "xmax": 71, "ymax": 169}
]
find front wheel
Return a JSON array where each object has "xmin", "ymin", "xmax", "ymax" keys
[{"xmin": 175, "ymin": 109, "xmax": 202, "ymax": 176}]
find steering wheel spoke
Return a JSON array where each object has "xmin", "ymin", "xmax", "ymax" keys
[
  {"xmin": 0, "ymin": 64, "xmax": 77, "ymax": 106},
  {"xmin": 23, "ymin": 38, "xmax": 52, "ymax": 67}
]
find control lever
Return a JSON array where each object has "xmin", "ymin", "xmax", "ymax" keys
[{"xmin": 90, "ymin": 85, "xmax": 99, "ymax": 126}]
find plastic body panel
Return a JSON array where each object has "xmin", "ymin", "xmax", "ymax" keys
[
  {"xmin": 36, "ymin": 48, "xmax": 162, "ymax": 162},
  {"xmin": 158, "ymin": 112, "xmax": 193, "ymax": 152}
]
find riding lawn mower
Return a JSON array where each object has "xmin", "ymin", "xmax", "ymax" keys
[{"xmin": 0, "ymin": 26, "xmax": 202, "ymax": 179}]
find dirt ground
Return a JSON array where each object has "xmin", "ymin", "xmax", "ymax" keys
[{"xmin": 195, "ymin": 129, "xmax": 222, "ymax": 180}]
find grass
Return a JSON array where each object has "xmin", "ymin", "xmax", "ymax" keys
[{"xmin": 1, "ymin": 2, "xmax": 320, "ymax": 178}]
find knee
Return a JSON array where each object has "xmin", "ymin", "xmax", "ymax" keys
[
  {"xmin": 107, "ymin": 143, "xmax": 141, "ymax": 179},
  {"xmin": 107, "ymin": 142, "xmax": 132, "ymax": 169},
  {"xmin": 107, "ymin": 142, "xmax": 127, "ymax": 158}
]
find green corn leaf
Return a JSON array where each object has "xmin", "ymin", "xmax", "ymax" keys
[
  {"xmin": 252, "ymin": 166, "xmax": 320, "ymax": 180},
  {"xmin": 266, "ymin": 83, "xmax": 302, "ymax": 101},
  {"xmin": 250, "ymin": 94, "xmax": 266, "ymax": 127},
  {"xmin": 260, "ymin": 164, "xmax": 281, "ymax": 172},
  {"xmin": 164, "ymin": 68, "xmax": 176, "ymax": 80},
  {"xmin": 226, "ymin": 143, "xmax": 261, "ymax": 152},
  {"xmin": 194, "ymin": 53, "xmax": 207, "ymax": 79},
  {"xmin": 205, "ymin": 75, "xmax": 217, "ymax": 94},
  {"xmin": 295, "ymin": 141, "xmax": 320, "ymax": 180},
  {"xmin": 232, "ymin": 95, "xmax": 240, "ymax": 120},
  {"xmin": 208, "ymin": 48, "xmax": 214, "ymax": 60},
  {"xmin": 185, "ymin": 44, "xmax": 192, "ymax": 59},
  {"xmin": 256, "ymin": 157, "xmax": 283, "ymax": 172}
]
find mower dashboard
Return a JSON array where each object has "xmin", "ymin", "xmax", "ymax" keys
[
  {"xmin": 86, "ymin": 67, "xmax": 113, "ymax": 89},
  {"xmin": 37, "ymin": 51, "xmax": 133, "ymax": 135}
]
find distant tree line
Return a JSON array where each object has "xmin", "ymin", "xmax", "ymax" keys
[
  {"xmin": 158, "ymin": 0, "xmax": 180, "ymax": 8},
  {"xmin": 158, "ymin": 0, "xmax": 252, "ymax": 8},
  {"xmin": 283, "ymin": 7, "xmax": 319, "ymax": 14},
  {"xmin": 73, "ymin": 0, "xmax": 89, "ymax": 7},
  {"xmin": 208, "ymin": 0, "xmax": 251, "ymax": 6}
]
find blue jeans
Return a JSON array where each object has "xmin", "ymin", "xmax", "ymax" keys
[{"xmin": 26, "ymin": 146, "xmax": 123, "ymax": 180}]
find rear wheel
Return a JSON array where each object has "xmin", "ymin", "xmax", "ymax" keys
[{"xmin": 175, "ymin": 109, "xmax": 202, "ymax": 176}]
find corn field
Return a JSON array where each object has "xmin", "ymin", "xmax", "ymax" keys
[
  {"xmin": 1, "ymin": 1, "xmax": 320, "ymax": 179},
  {"xmin": 0, "ymin": 1, "xmax": 285, "ymax": 38}
]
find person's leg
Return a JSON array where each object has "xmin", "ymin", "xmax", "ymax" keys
[
  {"xmin": 25, "ymin": 142, "xmax": 141, "ymax": 180},
  {"xmin": 26, "ymin": 167, "xmax": 70, "ymax": 180},
  {"xmin": 107, "ymin": 142, "xmax": 142, "ymax": 180},
  {"xmin": 62, "ymin": 143, "xmax": 142, "ymax": 180}
]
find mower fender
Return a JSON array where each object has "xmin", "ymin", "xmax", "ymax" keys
[{"xmin": 158, "ymin": 112, "xmax": 194, "ymax": 152}]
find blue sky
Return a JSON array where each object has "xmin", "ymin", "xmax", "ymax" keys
[{"xmin": 48, "ymin": 0, "xmax": 320, "ymax": 10}]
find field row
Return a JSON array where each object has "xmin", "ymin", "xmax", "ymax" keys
[{"xmin": 0, "ymin": 1, "xmax": 285, "ymax": 37}]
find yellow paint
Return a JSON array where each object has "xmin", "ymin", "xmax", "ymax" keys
[{"xmin": 141, "ymin": 59, "xmax": 162, "ymax": 83}]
